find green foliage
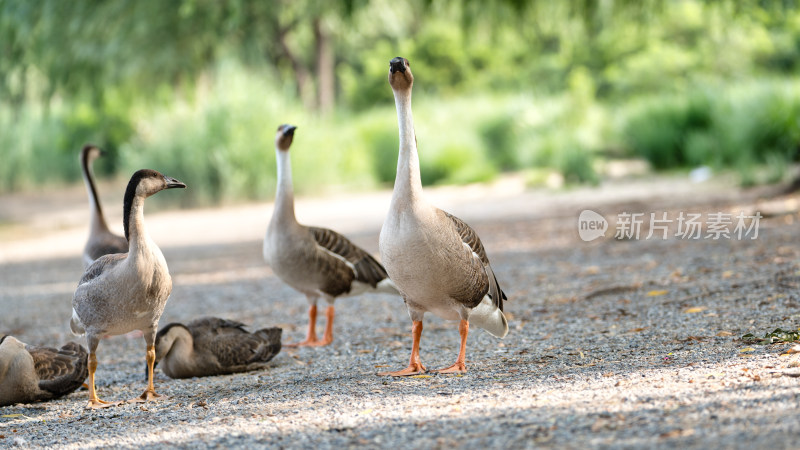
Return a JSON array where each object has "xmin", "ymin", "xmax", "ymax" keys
[
  {"xmin": 622, "ymin": 94, "xmax": 713, "ymax": 169},
  {"xmin": 479, "ymin": 116, "xmax": 519, "ymax": 171},
  {"xmin": 621, "ymin": 81, "xmax": 800, "ymax": 184},
  {"xmin": 555, "ymin": 145, "xmax": 599, "ymax": 185},
  {"xmin": 356, "ymin": 114, "xmax": 398, "ymax": 184},
  {"xmin": 3, "ymin": 0, "xmax": 800, "ymax": 201}
]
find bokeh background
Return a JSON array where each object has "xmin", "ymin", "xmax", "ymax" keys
[{"xmin": 1, "ymin": 0, "xmax": 800, "ymax": 207}]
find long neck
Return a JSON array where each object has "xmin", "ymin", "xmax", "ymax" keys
[
  {"xmin": 81, "ymin": 156, "xmax": 110, "ymax": 233},
  {"xmin": 123, "ymin": 195, "xmax": 147, "ymax": 253},
  {"xmin": 392, "ymin": 89, "xmax": 424, "ymax": 204},
  {"xmin": 273, "ymin": 148, "xmax": 297, "ymax": 224}
]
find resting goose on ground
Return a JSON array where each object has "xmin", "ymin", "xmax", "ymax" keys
[
  {"xmin": 71, "ymin": 169, "xmax": 186, "ymax": 408},
  {"xmin": 80, "ymin": 144, "xmax": 128, "ymax": 268},
  {"xmin": 263, "ymin": 124, "xmax": 398, "ymax": 347},
  {"xmin": 378, "ymin": 57, "xmax": 509, "ymax": 376},
  {"xmin": 154, "ymin": 317, "xmax": 282, "ymax": 378},
  {"xmin": 0, "ymin": 336, "xmax": 88, "ymax": 406}
]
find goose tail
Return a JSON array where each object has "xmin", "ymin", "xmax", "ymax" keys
[
  {"xmin": 69, "ymin": 309, "xmax": 86, "ymax": 337},
  {"xmin": 469, "ymin": 296, "xmax": 509, "ymax": 338}
]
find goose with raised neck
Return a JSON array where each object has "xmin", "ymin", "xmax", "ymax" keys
[
  {"xmin": 0, "ymin": 336, "xmax": 88, "ymax": 406},
  {"xmin": 70, "ymin": 169, "xmax": 186, "ymax": 408},
  {"xmin": 264, "ymin": 124, "xmax": 399, "ymax": 347},
  {"xmin": 378, "ymin": 57, "xmax": 509, "ymax": 376},
  {"xmin": 154, "ymin": 317, "xmax": 282, "ymax": 379},
  {"xmin": 80, "ymin": 144, "xmax": 127, "ymax": 268}
]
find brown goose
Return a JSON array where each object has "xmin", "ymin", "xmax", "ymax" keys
[
  {"xmin": 80, "ymin": 144, "xmax": 128, "ymax": 268},
  {"xmin": 263, "ymin": 124, "xmax": 398, "ymax": 347},
  {"xmin": 71, "ymin": 169, "xmax": 186, "ymax": 408},
  {"xmin": 0, "ymin": 336, "xmax": 88, "ymax": 406},
  {"xmin": 154, "ymin": 317, "xmax": 282, "ymax": 378},
  {"xmin": 378, "ymin": 57, "xmax": 508, "ymax": 376}
]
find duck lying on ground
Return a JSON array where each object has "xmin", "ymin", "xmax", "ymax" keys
[
  {"xmin": 0, "ymin": 335, "xmax": 88, "ymax": 406},
  {"xmin": 154, "ymin": 317, "xmax": 282, "ymax": 378}
]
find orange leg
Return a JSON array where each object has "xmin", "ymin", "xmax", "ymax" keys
[
  {"xmin": 286, "ymin": 304, "xmax": 320, "ymax": 347},
  {"xmin": 86, "ymin": 353, "xmax": 118, "ymax": 409},
  {"xmin": 304, "ymin": 305, "xmax": 335, "ymax": 347},
  {"xmin": 129, "ymin": 345, "xmax": 165, "ymax": 403},
  {"xmin": 379, "ymin": 320, "xmax": 427, "ymax": 376},
  {"xmin": 435, "ymin": 320, "xmax": 469, "ymax": 374}
]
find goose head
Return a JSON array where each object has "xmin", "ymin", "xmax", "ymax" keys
[
  {"xmin": 81, "ymin": 144, "xmax": 105, "ymax": 165},
  {"xmin": 153, "ymin": 323, "xmax": 192, "ymax": 363},
  {"xmin": 150, "ymin": 323, "xmax": 192, "ymax": 377},
  {"xmin": 128, "ymin": 169, "xmax": 187, "ymax": 199},
  {"xmin": 0, "ymin": 335, "xmax": 23, "ymax": 352},
  {"xmin": 275, "ymin": 124, "xmax": 297, "ymax": 152},
  {"xmin": 389, "ymin": 56, "xmax": 413, "ymax": 91}
]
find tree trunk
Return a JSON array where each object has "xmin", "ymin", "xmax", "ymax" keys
[
  {"xmin": 277, "ymin": 26, "xmax": 315, "ymax": 110},
  {"xmin": 313, "ymin": 17, "xmax": 335, "ymax": 113}
]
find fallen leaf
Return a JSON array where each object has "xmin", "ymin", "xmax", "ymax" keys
[
  {"xmin": 716, "ymin": 331, "xmax": 733, "ymax": 337},
  {"xmin": 684, "ymin": 306, "xmax": 706, "ymax": 313},
  {"xmin": 722, "ymin": 271, "xmax": 734, "ymax": 279},
  {"xmin": 660, "ymin": 428, "xmax": 694, "ymax": 439},
  {"xmin": 374, "ymin": 365, "xmax": 390, "ymax": 368},
  {"xmin": 358, "ymin": 409, "xmax": 373, "ymax": 415},
  {"xmin": 628, "ymin": 327, "xmax": 648, "ymax": 333},
  {"xmin": 357, "ymin": 349, "xmax": 371, "ymax": 354},
  {"xmin": 0, "ymin": 415, "xmax": 23, "ymax": 418},
  {"xmin": 739, "ymin": 347, "xmax": 756, "ymax": 353},
  {"xmin": 410, "ymin": 375, "xmax": 432, "ymax": 379},
  {"xmin": 647, "ymin": 290, "xmax": 668, "ymax": 297}
]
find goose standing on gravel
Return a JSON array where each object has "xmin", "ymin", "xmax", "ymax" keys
[
  {"xmin": 264, "ymin": 124, "xmax": 398, "ymax": 347},
  {"xmin": 80, "ymin": 145, "xmax": 128, "ymax": 268},
  {"xmin": 0, "ymin": 336, "xmax": 89, "ymax": 406},
  {"xmin": 154, "ymin": 317, "xmax": 282, "ymax": 378},
  {"xmin": 71, "ymin": 169, "xmax": 186, "ymax": 408},
  {"xmin": 378, "ymin": 57, "xmax": 509, "ymax": 376}
]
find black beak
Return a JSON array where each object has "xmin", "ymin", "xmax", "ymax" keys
[
  {"xmin": 164, "ymin": 175, "xmax": 187, "ymax": 189},
  {"xmin": 390, "ymin": 57, "xmax": 406, "ymax": 74},
  {"xmin": 284, "ymin": 125, "xmax": 297, "ymax": 137}
]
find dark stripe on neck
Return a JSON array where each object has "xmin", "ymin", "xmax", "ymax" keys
[
  {"xmin": 123, "ymin": 169, "xmax": 159, "ymax": 242},
  {"xmin": 0, "ymin": 335, "xmax": 7, "ymax": 345},
  {"xmin": 81, "ymin": 145, "xmax": 103, "ymax": 216}
]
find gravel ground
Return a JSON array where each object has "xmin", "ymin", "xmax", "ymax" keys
[{"xmin": 1, "ymin": 176, "xmax": 800, "ymax": 449}]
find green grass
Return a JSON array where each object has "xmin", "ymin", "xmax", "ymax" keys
[{"xmin": 620, "ymin": 80, "xmax": 800, "ymax": 183}]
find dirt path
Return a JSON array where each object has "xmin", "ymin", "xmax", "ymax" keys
[{"xmin": 1, "ymin": 175, "xmax": 799, "ymax": 449}]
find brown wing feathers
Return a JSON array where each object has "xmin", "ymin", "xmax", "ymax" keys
[
  {"xmin": 29, "ymin": 342, "xmax": 88, "ymax": 398},
  {"xmin": 310, "ymin": 227, "xmax": 390, "ymax": 288},
  {"xmin": 444, "ymin": 212, "xmax": 507, "ymax": 311},
  {"xmin": 189, "ymin": 318, "xmax": 281, "ymax": 368}
]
